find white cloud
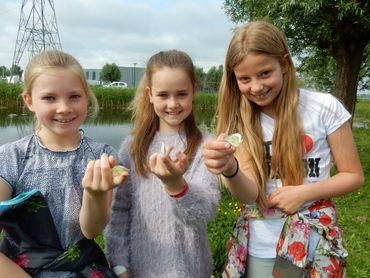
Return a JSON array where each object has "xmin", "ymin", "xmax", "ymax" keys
[{"xmin": 0, "ymin": 0, "xmax": 236, "ymax": 72}]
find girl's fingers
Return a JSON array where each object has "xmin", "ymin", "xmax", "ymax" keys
[
  {"xmin": 92, "ymin": 159, "xmax": 103, "ymax": 190},
  {"xmin": 100, "ymin": 154, "xmax": 114, "ymax": 190},
  {"xmin": 82, "ymin": 160, "xmax": 95, "ymax": 188},
  {"xmin": 108, "ymin": 155, "xmax": 116, "ymax": 168},
  {"xmin": 113, "ymin": 172, "xmax": 129, "ymax": 186},
  {"xmin": 149, "ymin": 153, "xmax": 158, "ymax": 170},
  {"xmin": 217, "ymin": 133, "xmax": 227, "ymax": 140},
  {"xmin": 165, "ymin": 144, "xmax": 174, "ymax": 155}
]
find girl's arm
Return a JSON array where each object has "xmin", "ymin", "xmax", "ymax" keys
[
  {"xmin": 203, "ymin": 135, "xmax": 259, "ymax": 204},
  {"xmin": 104, "ymin": 177, "xmax": 132, "ymax": 275},
  {"xmin": 1, "ymin": 181, "xmax": 30, "ymax": 277},
  {"xmin": 0, "ymin": 253, "xmax": 31, "ymax": 278},
  {"xmin": 0, "ymin": 179, "xmax": 12, "ymax": 233},
  {"xmin": 269, "ymin": 122, "xmax": 364, "ymax": 214},
  {"xmin": 0, "ymin": 180, "xmax": 12, "ymax": 202},
  {"xmin": 303, "ymin": 121, "xmax": 364, "ymax": 199},
  {"xmin": 80, "ymin": 154, "xmax": 128, "ymax": 239}
]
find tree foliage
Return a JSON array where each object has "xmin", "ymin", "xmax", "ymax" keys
[
  {"xmin": 100, "ymin": 63, "xmax": 121, "ymax": 83},
  {"xmin": 10, "ymin": 64, "xmax": 23, "ymax": 78},
  {"xmin": 0, "ymin": 66, "xmax": 10, "ymax": 77},
  {"xmin": 223, "ymin": 0, "xmax": 370, "ymax": 115},
  {"xmin": 195, "ymin": 66, "xmax": 224, "ymax": 92},
  {"xmin": 195, "ymin": 66, "xmax": 206, "ymax": 89},
  {"xmin": 206, "ymin": 65, "xmax": 223, "ymax": 92}
]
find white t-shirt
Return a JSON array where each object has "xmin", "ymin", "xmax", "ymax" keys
[{"xmin": 248, "ymin": 88, "xmax": 351, "ymax": 258}]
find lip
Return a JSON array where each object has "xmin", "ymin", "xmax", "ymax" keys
[
  {"xmin": 252, "ymin": 90, "xmax": 269, "ymax": 99},
  {"xmin": 166, "ymin": 110, "xmax": 182, "ymax": 115},
  {"xmin": 53, "ymin": 117, "xmax": 76, "ymax": 123}
]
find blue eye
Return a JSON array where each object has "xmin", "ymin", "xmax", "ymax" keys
[{"xmin": 42, "ymin": 96, "xmax": 55, "ymax": 101}]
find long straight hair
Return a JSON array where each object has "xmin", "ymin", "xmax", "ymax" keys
[
  {"xmin": 130, "ymin": 50, "xmax": 202, "ymax": 176},
  {"xmin": 217, "ymin": 21, "xmax": 304, "ymax": 207}
]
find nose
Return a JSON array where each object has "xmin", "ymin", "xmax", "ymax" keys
[
  {"xmin": 167, "ymin": 97, "xmax": 178, "ymax": 108},
  {"xmin": 249, "ymin": 79, "xmax": 263, "ymax": 94},
  {"xmin": 56, "ymin": 101, "xmax": 72, "ymax": 113}
]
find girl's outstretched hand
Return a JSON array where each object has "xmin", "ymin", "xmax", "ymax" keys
[
  {"xmin": 203, "ymin": 133, "xmax": 236, "ymax": 175},
  {"xmin": 82, "ymin": 153, "xmax": 128, "ymax": 196},
  {"xmin": 267, "ymin": 185, "xmax": 307, "ymax": 215},
  {"xmin": 149, "ymin": 144, "xmax": 189, "ymax": 194},
  {"xmin": 80, "ymin": 154, "xmax": 129, "ymax": 239}
]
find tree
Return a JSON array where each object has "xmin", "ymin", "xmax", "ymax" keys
[
  {"xmin": 195, "ymin": 66, "xmax": 206, "ymax": 90},
  {"xmin": 100, "ymin": 63, "xmax": 121, "ymax": 83},
  {"xmin": 10, "ymin": 64, "xmax": 23, "ymax": 78},
  {"xmin": 223, "ymin": 0, "xmax": 370, "ymax": 115},
  {"xmin": 206, "ymin": 65, "xmax": 223, "ymax": 92},
  {"xmin": 0, "ymin": 66, "xmax": 9, "ymax": 77}
]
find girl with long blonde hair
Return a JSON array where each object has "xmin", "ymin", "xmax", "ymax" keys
[{"xmin": 203, "ymin": 21, "xmax": 363, "ymax": 277}]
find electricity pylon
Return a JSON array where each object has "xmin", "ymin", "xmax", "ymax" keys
[{"xmin": 11, "ymin": 0, "xmax": 62, "ymax": 79}]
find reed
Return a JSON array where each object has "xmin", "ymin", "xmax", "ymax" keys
[
  {"xmin": 0, "ymin": 83, "xmax": 23, "ymax": 109},
  {"xmin": 0, "ymin": 83, "xmax": 219, "ymax": 111}
]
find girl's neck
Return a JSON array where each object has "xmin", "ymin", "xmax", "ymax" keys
[
  {"xmin": 36, "ymin": 129, "xmax": 82, "ymax": 152},
  {"xmin": 158, "ymin": 122, "xmax": 185, "ymax": 134}
]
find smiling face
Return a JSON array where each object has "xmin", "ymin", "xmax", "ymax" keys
[
  {"xmin": 23, "ymin": 68, "xmax": 88, "ymax": 147},
  {"xmin": 234, "ymin": 52, "xmax": 288, "ymax": 117},
  {"xmin": 147, "ymin": 66, "xmax": 194, "ymax": 133}
]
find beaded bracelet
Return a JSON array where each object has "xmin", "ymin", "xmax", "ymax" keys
[
  {"xmin": 222, "ymin": 157, "xmax": 239, "ymax": 178},
  {"xmin": 169, "ymin": 180, "xmax": 189, "ymax": 198}
]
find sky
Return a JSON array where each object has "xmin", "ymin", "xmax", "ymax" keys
[{"xmin": 0, "ymin": 0, "xmax": 237, "ymax": 72}]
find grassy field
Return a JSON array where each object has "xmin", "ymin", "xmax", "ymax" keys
[{"xmin": 1, "ymin": 83, "xmax": 369, "ymax": 276}]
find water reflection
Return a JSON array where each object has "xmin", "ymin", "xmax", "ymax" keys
[{"xmin": 0, "ymin": 108, "xmax": 215, "ymax": 150}]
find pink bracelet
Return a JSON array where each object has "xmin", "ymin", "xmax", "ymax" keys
[{"xmin": 169, "ymin": 180, "xmax": 189, "ymax": 198}]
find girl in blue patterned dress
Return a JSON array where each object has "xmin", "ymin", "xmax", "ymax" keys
[{"xmin": 0, "ymin": 50, "xmax": 127, "ymax": 277}]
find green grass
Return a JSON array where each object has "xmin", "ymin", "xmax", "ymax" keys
[
  {"xmin": 1, "ymin": 82, "xmax": 369, "ymax": 276},
  {"xmin": 333, "ymin": 127, "xmax": 370, "ymax": 277}
]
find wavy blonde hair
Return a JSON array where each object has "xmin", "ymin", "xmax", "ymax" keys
[
  {"xmin": 23, "ymin": 50, "xmax": 98, "ymax": 130},
  {"xmin": 217, "ymin": 21, "xmax": 304, "ymax": 207},
  {"xmin": 130, "ymin": 50, "xmax": 202, "ymax": 176}
]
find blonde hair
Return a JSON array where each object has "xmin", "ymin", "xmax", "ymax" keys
[
  {"xmin": 23, "ymin": 50, "xmax": 98, "ymax": 129},
  {"xmin": 130, "ymin": 50, "xmax": 202, "ymax": 176},
  {"xmin": 217, "ymin": 21, "xmax": 304, "ymax": 207}
]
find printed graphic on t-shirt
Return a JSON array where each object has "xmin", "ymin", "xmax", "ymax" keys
[{"xmin": 264, "ymin": 133, "xmax": 321, "ymax": 179}]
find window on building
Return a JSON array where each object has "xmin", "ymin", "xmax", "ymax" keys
[
  {"xmin": 92, "ymin": 72, "xmax": 96, "ymax": 80},
  {"xmin": 86, "ymin": 71, "xmax": 90, "ymax": 80}
]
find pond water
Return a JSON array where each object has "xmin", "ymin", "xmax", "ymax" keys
[
  {"xmin": 0, "ymin": 108, "xmax": 214, "ymax": 150},
  {"xmin": 1, "ymin": 108, "xmax": 367, "ymax": 150}
]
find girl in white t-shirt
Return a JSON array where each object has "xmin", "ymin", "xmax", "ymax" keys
[{"xmin": 203, "ymin": 21, "xmax": 364, "ymax": 277}]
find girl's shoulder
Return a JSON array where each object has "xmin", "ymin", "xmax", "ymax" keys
[
  {"xmin": 82, "ymin": 135, "xmax": 118, "ymax": 158},
  {"xmin": 298, "ymin": 88, "xmax": 349, "ymax": 113},
  {"xmin": 298, "ymin": 88, "xmax": 351, "ymax": 132},
  {"xmin": 299, "ymin": 88, "xmax": 335, "ymax": 103},
  {"xmin": 0, "ymin": 134, "xmax": 35, "ymax": 155}
]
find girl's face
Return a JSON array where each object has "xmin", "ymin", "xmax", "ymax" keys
[
  {"xmin": 23, "ymin": 68, "xmax": 88, "ymax": 145},
  {"xmin": 147, "ymin": 66, "xmax": 194, "ymax": 133},
  {"xmin": 233, "ymin": 53, "xmax": 288, "ymax": 117}
]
